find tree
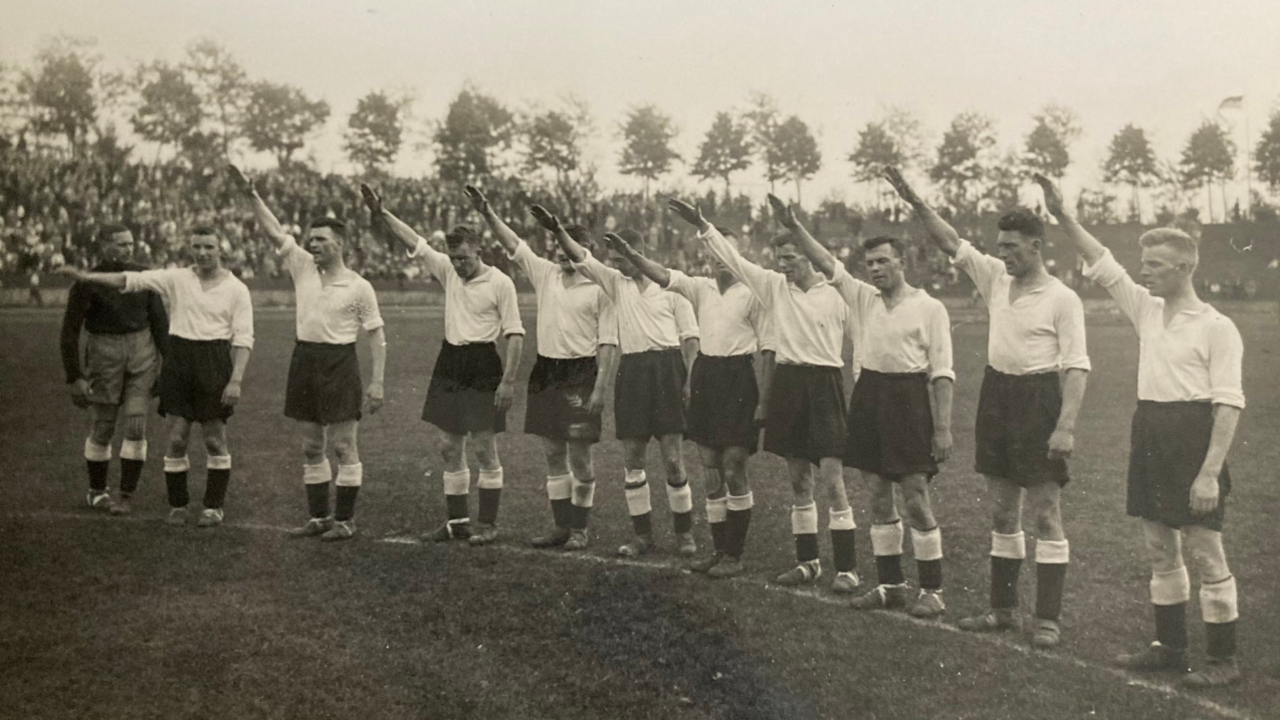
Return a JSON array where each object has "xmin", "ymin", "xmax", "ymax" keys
[
  {"xmin": 240, "ymin": 80, "xmax": 330, "ymax": 166},
  {"xmin": 986, "ymin": 149, "xmax": 1025, "ymax": 212},
  {"xmin": 879, "ymin": 105, "xmax": 930, "ymax": 170},
  {"xmin": 1180, "ymin": 121, "xmax": 1235, "ymax": 222},
  {"xmin": 130, "ymin": 61, "xmax": 203, "ymax": 159},
  {"xmin": 345, "ymin": 90, "xmax": 405, "ymax": 174},
  {"xmin": 847, "ymin": 121, "xmax": 902, "ymax": 210},
  {"xmin": 521, "ymin": 97, "xmax": 591, "ymax": 194},
  {"xmin": 743, "ymin": 92, "xmax": 782, "ymax": 193},
  {"xmin": 617, "ymin": 104, "xmax": 680, "ymax": 198},
  {"xmin": 1253, "ymin": 111, "xmax": 1280, "ymax": 191},
  {"xmin": 930, "ymin": 112, "xmax": 998, "ymax": 214},
  {"xmin": 692, "ymin": 111, "xmax": 752, "ymax": 197},
  {"xmin": 433, "ymin": 87, "xmax": 515, "ymax": 184},
  {"xmin": 19, "ymin": 36, "xmax": 100, "ymax": 151},
  {"xmin": 182, "ymin": 38, "xmax": 248, "ymax": 158},
  {"xmin": 1024, "ymin": 104, "xmax": 1081, "ymax": 179},
  {"xmin": 768, "ymin": 115, "xmax": 822, "ymax": 204},
  {"xmin": 1103, "ymin": 123, "xmax": 1160, "ymax": 221}
]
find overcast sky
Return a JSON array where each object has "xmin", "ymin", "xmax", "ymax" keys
[{"xmin": 5, "ymin": 0, "xmax": 1280, "ymax": 206}]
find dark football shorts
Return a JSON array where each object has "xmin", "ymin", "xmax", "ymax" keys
[
  {"xmin": 973, "ymin": 366, "xmax": 1069, "ymax": 487},
  {"xmin": 764, "ymin": 363, "xmax": 846, "ymax": 464},
  {"xmin": 686, "ymin": 353, "xmax": 759, "ymax": 453},
  {"xmin": 614, "ymin": 348, "xmax": 686, "ymax": 441},
  {"xmin": 285, "ymin": 341, "xmax": 363, "ymax": 425},
  {"xmin": 158, "ymin": 336, "xmax": 234, "ymax": 423},
  {"xmin": 845, "ymin": 369, "xmax": 937, "ymax": 479},
  {"xmin": 525, "ymin": 355, "xmax": 601, "ymax": 443},
  {"xmin": 422, "ymin": 341, "xmax": 507, "ymax": 435},
  {"xmin": 1127, "ymin": 400, "xmax": 1229, "ymax": 531}
]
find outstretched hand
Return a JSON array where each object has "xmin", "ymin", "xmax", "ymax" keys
[
  {"xmin": 529, "ymin": 204, "xmax": 562, "ymax": 232},
  {"xmin": 767, "ymin": 194, "xmax": 799, "ymax": 230},
  {"xmin": 883, "ymin": 165, "xmax": 922, "ymax": 206},
  {"xmin": 1033, "ymin": 173, "xmax": 1066, "ymax": 217},
  {"xmin": 666, "ymin": 198, "xmax": 705, "ymax": 228},
  {"xmin": 603, "ymin": 232, "xmax": 637, "ymax": 257},
  {"xmin": 227, "ymin": 165, "xmax": 255, "ymax": 196},
  {"xmin": 360, "ymin": 183, "xmax": 383, "ymax": 215},
  {"xmin": 464, "ymin": 185, "xmax": 491, "ymax": 215}
]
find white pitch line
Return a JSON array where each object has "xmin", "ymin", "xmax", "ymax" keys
[{"xmin": 5, "ymin": 509, "xmax": 1254, "ymax": 720}]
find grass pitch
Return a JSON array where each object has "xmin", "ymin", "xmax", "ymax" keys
[{"xmin": 1, "ymin": 306, "xmax": 1277, "ymax": 720}]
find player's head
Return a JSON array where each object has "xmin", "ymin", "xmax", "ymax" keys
[
  {"xmin": 608, "ymin": 229, "xmax": 645, "ymax": 280},
  {"xmin": 559, "ymin": 224, "xmax": 590, "ymax": 274},
  {"xmin": 771, "ymin": 232, "xmax": 814, "ymax": 285},
  {"xmin": 189, "ymin": 227, "xmax": 222, "ymax": 273},
  {"xmin": 863, "ymin": 236, "xmax": 906, "ymax": 291},
  {"xmin": 1137, "ymin": 227, "xmax": 1199, "ymax": 297},
  {"xmin": 445, "ymin": 225, "xmax": 483, "ymax": 280},
  {"xmin": 994, "ymin": 209, "xmax": 1045, "ymax": 278},
  {"xmin": 305, "ymin": 218, "xmax": 347, "ymax": 268},
  {"xmin": 711, "ymin": 226, "xmax": 739, "ymax": 283},
  {"xmin": 97, "ymin": 224, "xmax": 134, "ymax": 263}
]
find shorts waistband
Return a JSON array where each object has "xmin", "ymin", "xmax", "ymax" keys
[
  {"xmin": 860, "ymin": 369, "xmax": 927, "ymax": 381},
  {"xmin": 88, "ymin": 327, "xmax": 152, "ymax": 339},
  {"xmin": 296, "ymin": 340, "xmax": 356, "ymax": 349},
  {"xmin": 443, "ymin": 340, "xmax": 496, "ymax": 349},
  {"xmin": 1136, "ymin": 399, "xmax": 1212, "ymax": 409},
  {"xmin": 622, "ymin": 347, "xmax": 681, "ymax": 357},
  {"xmin": 697, "ymin": 353, "xmax": 754, "ymax": 363},
  {"xmin": 170, "ymin": 336, "xmax": 231, "ymax": 347},
  {"xmin": 984, "ymin": 366, "xmax": 1057, "ymax": 382}
]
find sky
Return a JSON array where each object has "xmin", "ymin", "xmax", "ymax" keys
[{"xmin": 4, "ymin": 0, "xmax": 1280, "ymax": 210}]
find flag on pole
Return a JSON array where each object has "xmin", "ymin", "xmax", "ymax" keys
[{"xmin": 1218, "ymin": 96, "xmax": 1244, "ymax": 112}]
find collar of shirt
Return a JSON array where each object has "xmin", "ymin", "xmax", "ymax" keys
[
  {"xmin": 788, "ymin": 276, "xmax": 831, "ymax": 294},
  {"xmin": 459, "ymin": 266, "xmax": 495, "ymax": 285}
]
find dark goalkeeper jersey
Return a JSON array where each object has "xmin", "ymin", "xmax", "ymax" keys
[{"xmin": 60, "ymin": 260, "xmax": 170, "ymax": 383}]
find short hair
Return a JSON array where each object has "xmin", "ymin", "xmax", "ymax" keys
[
  {"xmin": 564, "ymin": 224, "xmax": 591, "ymax": 247},
  {"xmin": 863, "ymin": 235, "xmax": 905, "ymax": 258},
  {"xmin": 97, "ymin": 224, "xmax": 131, "ymax": 242},
  {"xmin": 445, "ymin": 225, "xmax": 481, "ymax": 250},
  {"xmin": 770, "ymin": 232, "xmax": 798, "ymax": 249},
  {"xmin": 307, "ymin": 217, "xmax": 347, "ymax": 240},
  {"xmin": 617, "ymin": 228, "xmax": 645, "ymax": 250},
  {"xmin": 1139, "ymin": 227, "xmax": 1199, "ymax": 268},
  {"xmin": 191, "ymin": 226, "xmax": 219, "ymax": 238},
  {"xmin": 996, "ymin": 209, "xmax": 1045, "ymax": 239}
]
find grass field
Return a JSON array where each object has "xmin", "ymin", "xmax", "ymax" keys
[{"xmin": 1, "ymin": 306, "xmax": 1277, "ymax": 720}]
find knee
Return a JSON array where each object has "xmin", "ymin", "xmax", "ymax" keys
[
  {"xmin": 903, "ymin": 494, "xmax": 933, "ymax": 529},
  {"xmin": 90, "ymin": 421, "xmax": 116, "ymax": 446},
  {"xmin": 546, "ymin": 445, "xmax": 568, "ymax": 469},
  {"xmin": 991, "ymin": 505, "xmax": 1020, "ymax": 535},
  {"xmin": 474, "ymin": 442, "xmax": 499, "ymax": 469},
  {"xmin": 166, "ymin": 434, "xmax": 188, "ymax": 457},
  {"xmin": 332, "ymin": 438, "xmax": 358, "ymax": 465},
  {"xmin": 438, "ymin": 438, "xmax": 463, "ymax": 465},
  {"xmin": 1184, "ymin": 534, "xmax": 1230, "ymax": 580},
  {"xmin": 204, "ymin": 436, "xmax": 227, "ymax": 457},
  {"xmin": 1033, "ymin": 505, "xmax": 1061, "ymax": 538},
  {"xmin": 122, "ymin": 415, "xmax": 146, "ymax": 441},
  {"xmin": 300, "ymin": 437, "xmax": 326, "ymax": 462}
]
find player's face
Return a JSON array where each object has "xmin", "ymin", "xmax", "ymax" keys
[
  {"xmin": 189, "ymin": 234, "xmax": 222, "ymax": 272},
  {"xmin": 553, "ymin": 247, "xmax": 575, "ymax": 274},
  {"xmin": 864, "ymin": 244, "xmax": 904, "ymax": 291},
  {"xmin": 449, "ymin": 242, "xmax": 482, "ymax": 279},
  {"xmin": 101, "ymin": 231, "xmax": 135, "ymax": 263},
  {"xmin": 608, "ymin": 248, "xmax": 641, "ymax": 279},
  {"xmin": 305, "ymin": 227, "xmax": 343, "ymax": 266},
  {"xmin": 995, "ymin": 231, "xmax": 1039, "ymax": 278},
  {"xmin": 1139, "ymin": 244, "xmax": 1190, "ymax": 297},
  {"xmin": 774, "ymin": 242, "xmax": 810, "ymax": 284}
]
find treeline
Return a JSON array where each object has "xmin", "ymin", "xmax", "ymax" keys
[{"xmin": 5, "ymin": 35, "xmax": 1280, "ymax": 224}]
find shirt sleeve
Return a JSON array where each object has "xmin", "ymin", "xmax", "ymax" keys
[
  {"xmin": 571, "ymin": 250, "xmax": 622, "ymax": 300},
  {"xmin": 495, "ymin": 273, "xmax": 525, "ymax": 337},
  {"xmin": 230, "ymin": 282, "xmax": 255, "ymax": 350},
  {"xmin": 596, "ymin": 289, "xmax": 619, "ymax": 347},
  {"xmin": 276, "ymin": 235, "xmax": 312, "ymax": 281},
  {"xmin": 664, "ymin": 270, "xmax": 704, "ymax": 310},
  {"xmin": 509, "ymin": 239, "xmax": 556, "ymax": 291},
  {"xmin": 750, "ymin": 296, "xmax": 776, "ymax": 352},
  {"xmin": 147, "ymin": 288, "xmax": 170, "ymax": 359},
  {"xmin": 408, "ymin": 236, "xmax": 454, "ymax": 285},
  {"xmin": 1081, "ymin": 248, "xmax": 1149, "ymax": 328},
  {"xmin": 357, "ymin": 280, "xmax": 385, "ymax": 332},
  {"xmin": 951, "ymin": 239, "xmax": 1005, "ymax": 302},
  {"xmin": 673, "ymin": 293, "xmax": 699, "ymax": 341},
  {"xmin": 123, "ymin": 268, "xmax": 178, "ymax": 297},
  {"xmin": 1054, "ymin": 289, "xmax": 1091, "ymax": 372},
  {"xmin": 60, "ymin": 281, "xmax": 91, "ymax": 382},
  {"xmin": 831, "ymin": 263, "xmax": 879, "ymax": 318},
  {"xmin": 698, "ymin": 226, "xmax": 778, "ymax": 307},
  {"xmin": 925, "ymin": 298, "xmax": 956, "ymax": 382},
  {"xmin": 1207, "ymin": 316, "xmax": 1246, "ymax": 408}
]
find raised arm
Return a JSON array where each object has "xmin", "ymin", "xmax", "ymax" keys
[
  {"xmin": 1034, "ymin": 173, "xmax": 1105, "ymax": 265},
  {"xmin": 601, "ymin": 232, "xmax": 671, "ymax": 286},
  {"xmin": 229, "ymin": 165, "xmax": 291, "ymax": 250},
  {"xmin": 466, "ymin": 185, "xmax": 522, "ymax": 256},
  {"xmin": 884, "ymin": 165, "xmax": 961, "ymax": 257},
  {"xmin": 531, "ymin": 204, "xmax": 585, "ymax": 262},
  {"xmin": 769, "ymin": 194, "xmax": 835, "ymax": 277},
  {"xmin": 668, "ymin": 198, "xmax": 774, "ymax": 303},
  {"xmin": 57, "ymin": 266, "xmax": 126, "ymax": 289},
  {"xmin": 361, "ymin": 184, "xmax": 423, "ymax": 255}
]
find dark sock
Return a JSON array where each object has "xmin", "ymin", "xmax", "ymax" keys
[
  {"xmin": 673, "ymin": 511, "xmax": 693, "ymax": 535},
  {"xmin": 569, "ymin": 504, "xmax": 591, "ymax": 530},
  {"xmin": 306, "ymin": 482, "xmax": 331, "ymax": 518},
  {"xmin": 335, "ymin": 486, "xmax": 359, "ymax": 522},
  {"xmin": 1035, "ymin": 562, "xmax": 1068, "ymax": 621},
  {"xmin": 876, "ymin": 554, "xmax": 906, "ymax": 585},
  {"xmin": 1154, "ymin": 603, "xmax": 1188, "ymax": 651},
  {"xmin": 166, "ymin": 471, "xmax": 189, "ymax": 508},
  {"xmin": 120, "ymin": 459, "xmax": 144, "ymax": 495},
  {"xmin": 446, "ymin": 494, "xmax": 469, "ymax": 521},
  {"xmin": 991, "ymin": 557, "xmax": 1022, "ymax": 610},
  {"xmin": 709, "ymin": 520, "xmax": 727, "ymax": 554},
  {"xmin": 726, "ymin": 508, "xmax": 751, "ymax": 559},
  {"xmin": 631, "ymin": 512, "xmax": 653, "ymax": 537},
  {"xmin": 795, "ymin": 533, "xmax": 820, "ymax": 563},
  {"xmin": 550, "ymin": 498, "xmax": 572, "ymax": 528},
  {"xmin": 87, "ymin": 460, "xmax": 109, "ymax": 493},
  {"xmin": 477, "ymin": 488, "xmax": 501, "ymax": 525},
  {"xmin": 1205, "ymin": 621, "xmax": 1237, "ymax": 659},
  {"xmin": 831, "ymin": 529, "xmax": 857, "ymax": 573},
  {"xmin": 917, "ymin": 559, "xmax": 943, "ymax": 591},
  {"xmin": 203, "ymin": 468, "xmax": 230, "ymax": 509}
]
